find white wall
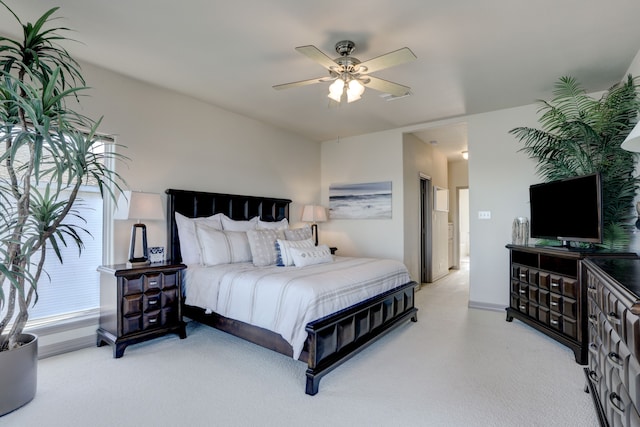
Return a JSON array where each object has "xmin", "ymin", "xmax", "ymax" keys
[
  {"xmin": 402, "ymin": 133, "xmax": 449, "ymax": 281},
  {"xmin": 78, "ymin": 62, "xmax": 320, "ymax": 264},
  {"xmin": 466, "ymin": 105, "xmax": 539, "ymax": 309},
  {"xmin": 448, "ymin": 159, "xmax": 470, "ymax": 268},
  {"xmin": 320, "ymin": 130, "xmax": 406, "ymax": 263}
]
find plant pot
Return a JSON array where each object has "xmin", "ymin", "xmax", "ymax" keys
[{"xmin": 0, "ymin": 333, "xmax": 37, "ymax": 416}]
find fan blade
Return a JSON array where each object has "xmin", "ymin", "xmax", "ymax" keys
[
  {"xmin": 363, "ymin": 76, "xmax": 411, "ymax": 97},
  {"xmin": 357, "ymin": 47, "xmax": 416, "ymax": 74},
  {"xmin": 273, "ymin": 76, "xmax": 332, "ymax": 90},
  {"xmin": 295, "ymin": 45, "xmax": 338, "ymax": 70}
]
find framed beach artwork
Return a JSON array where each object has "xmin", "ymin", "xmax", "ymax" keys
[{"xmin": 329, "ymin": 181, "xmax": 392, "ymax": 219}]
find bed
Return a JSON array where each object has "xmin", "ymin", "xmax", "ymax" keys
[{"xmin": 166, "ymin": 188, "xmax": 418, "ymax": 395}]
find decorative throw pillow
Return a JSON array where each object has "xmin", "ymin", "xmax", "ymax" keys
[
  {"xmin": 284, "ymin": 224, "xmax": 312, "ymax": 241},
  {"xmin": 221, "ymin": 214, "xmax": 259, "ymax": 231},
  {"xmin": 276, "ymin": 238, "xmax": 315, "ymax": 266},
  {"xmin": 195, "ymin": 223, "xmax": 252, "ymax": 265},
  {"xmin": 246, "ymin": 229, "xmax": 279, "ymax": 267},
  {"xmin": 258, "ymin": 218, "xmax": 289, "ymax": 239},
  {"xmin": 258, "ymin": 218, "xmax": 289, "ymax": 230},
  {"xmin": 290, "ymin": 245, "xmax": 333, "ymax": 267},
  {"xmin": 175, "ymin": 212, "xmax": 223, "ymax": 265}
]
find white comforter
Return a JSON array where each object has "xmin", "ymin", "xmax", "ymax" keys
[{"xmin": 184, "ymin": 256, "xmax": 411, "ymax": 359}]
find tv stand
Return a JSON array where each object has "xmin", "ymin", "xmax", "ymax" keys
[{"xmin": 505, "ymin": 244, "xmax": 635, "ymax": 364}]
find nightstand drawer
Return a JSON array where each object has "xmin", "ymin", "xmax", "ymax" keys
[
  {"xmin": 143, "ymin": 291, "xmax": 162, "ymax": 312},
  {"xmin": 144, "ymin": 273, "xmax": 162, "ymax": 290}
]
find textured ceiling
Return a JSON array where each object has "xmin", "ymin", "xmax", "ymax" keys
[{"xmin": 1, "ymin": 1, "xmax": 639, "ymax": 159}]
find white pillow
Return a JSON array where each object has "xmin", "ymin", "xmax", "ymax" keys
[
  {"xmin": 175, "ymin": 212, "xmax": 223, "ymax": 265},
  {"xmin": 221, "ymin": 214, "xmax": 258, "ymax": 231},
  {"xmin": 246, "ymin": 229, "xmax": 278, "ymax": 267},
  {"xmin": 195, "ymin": 223, "xmax": 252, "ymax": 266},
  {"xmin": 284, "ymin": 224, "xmax": 312, "ymax": 241},
  {"xmin": 290, "ymin": 245, "xmax": 333, "ymax": 267},
  {"xmin": 276, "ymin": 238, "xmax": 314, "ymax": 266}
]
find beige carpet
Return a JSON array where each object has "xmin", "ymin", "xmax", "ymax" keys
[{"xmin": 0, "ymin": 263, "xmax": 597, "ymax": 426}]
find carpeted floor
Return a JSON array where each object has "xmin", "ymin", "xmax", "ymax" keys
[{"xmin": 0, "ymin": 262, "xmax": 598, "ymax": 426}]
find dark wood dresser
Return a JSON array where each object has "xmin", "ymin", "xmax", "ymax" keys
[
  {"xmin": 96, "ymin": 262, "xmax": 187, "ymax": 358},
  {"xmin": 506, "ymin": 245, "xmax": 636, "ymax": 365},
  {"xmin": 583, "ymin": 258, "xmax": 640, "ymax": 426}
]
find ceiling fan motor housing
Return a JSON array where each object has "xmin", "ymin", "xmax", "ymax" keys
[{"xmin": 335, "ymin": 40, "xmax": 356, "ymax": 56}]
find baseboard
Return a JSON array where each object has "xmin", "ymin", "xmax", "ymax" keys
[
  {"xmin": 468, "ymin": 300, "xmax": 506, "ymax": 312},
  {"xmin": 25, "ymin": 309, "xmax": 99, "ymax": 359},
  {"xmin": 38, "ymin": 335, "xmax": 96, "ymax": 359}
]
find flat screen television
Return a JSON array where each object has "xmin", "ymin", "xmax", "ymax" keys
[{"xmin": 529, "ymin": 173, "xmax": 603, "ymax": 246}]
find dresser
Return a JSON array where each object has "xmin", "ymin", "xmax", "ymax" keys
[
  {"xmin": 583, "ymin": 258, "xmax": 640, "ymax": 427},
  {"xmin": 96, "ymin": 262, "xmax": 187, "ymax": 358},
  {"xmin": 506, "ymin": 245, "xmax": 635, "ymax": 365}
]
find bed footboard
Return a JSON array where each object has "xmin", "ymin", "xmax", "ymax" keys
[{"xmin": 304, "ymin": 281, "xmax": 418, "ymax": 395}]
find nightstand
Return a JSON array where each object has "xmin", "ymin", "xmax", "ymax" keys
[{"xmin": 96, "ymin": 261, "xmax": 187, "ymax": 358}]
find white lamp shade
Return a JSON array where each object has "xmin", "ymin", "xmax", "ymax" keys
[
  {"xmin": 114, "ymin": 191, "xmax": 164, "ymax": 221},
  {"xmin": 347, "ymin": 79, "xmax": 365, "ymax": 103},
  {"xmin": 622, "ymin": 122, "xmax": 640, "ymax": 152},
  {"xmin": 328, "ymin": 79, "xmax": 345, "ymax": 102},
  {"xmin": 301, "ymin": 205, "xmax": 327, "ymax": 223}
]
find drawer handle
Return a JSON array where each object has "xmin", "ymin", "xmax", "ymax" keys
[
  {"xmin": 607, "ymin": 352, "xmax": 624, "ymax": 369},
  {"xmin": 609, "ymin": 392, "xmax": 625, "ymax": 415},
  {"xmin": 551, "ymin": 302, "xmax": 558, "ymax": 307},
  {"xmin": 550, "ymin": 319, "xmax": 559, "ymax": 326},
  {"xmin": 149, "ymin": 299, "xmax": 158, "ymax": 305},
  {"xmin": 149, "ymin": 280, "xmax": 158, "ymax": 286},
  {"xmin": 551, "ymin": 282, "xmax": 560, "ymax": 288},
  {"xmin": 519, "ymin": 305, "xmax": 526, "ymax": 310},
  {"xmin": 149, "ymin": 317, "xmax": 158, "ymax": 324},
  {"xmin": 520, "ymin": 273, "xmax": 526, "ymax": 278},
  {"xmin": 588, "ymin": 370, "xmax": 599, "ymax": 383},
  {"xmin": 519, "ymin": 289, "xmax": 526, "ymax": 294},
  {"xmin": 606, "ymin": 312, "xmax": 621, "ymax": 325}
]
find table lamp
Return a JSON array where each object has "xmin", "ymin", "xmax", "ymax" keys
[
  {"xmin": 114, "ymin": 191, "xmax": 164, "ymax": 267},
  {"xmin": 301, "ymin": 205, "xmax": 327, "ymax": 246}
]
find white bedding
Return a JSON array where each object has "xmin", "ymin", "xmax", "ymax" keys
[{"xmin": 184, "ymin": 256, "xmax": 411, "ymax": 359}]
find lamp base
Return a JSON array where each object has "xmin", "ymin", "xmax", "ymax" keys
[
  {"xmin": 127, "ymin": 223, "xmax": 150, "ymax": 268},
  {"xmin": 126, "ymin": 259, "xmax": 151, "ymax": 268}
]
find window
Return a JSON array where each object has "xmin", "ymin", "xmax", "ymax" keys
[{"xmin": 0, "ymin": 132, "xmax": 116, "ymax": 324}]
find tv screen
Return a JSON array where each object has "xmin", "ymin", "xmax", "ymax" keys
[{"xmin": 529, "ymin": 173, "xmax": 602, "ymax": 244}]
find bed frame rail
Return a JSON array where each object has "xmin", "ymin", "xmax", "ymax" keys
[{"xmin": 304, "ymin": 281, "xmax": 418, "ymax": 395}]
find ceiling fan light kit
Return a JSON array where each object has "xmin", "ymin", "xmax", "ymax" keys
[{"xmin": 274, "ymin": 40, "xmax": 416, "ymax": 104}]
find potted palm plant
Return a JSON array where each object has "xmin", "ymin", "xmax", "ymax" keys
[
  {"xmin": 0, "ymin": 2, "xmax": 125, "ymax": 415},
  {"xmin": 510, "ymin": 75, "xmax": 639, "ymax": 249}
]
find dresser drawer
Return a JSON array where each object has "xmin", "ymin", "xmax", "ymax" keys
[
  {"xmin": 549, "ymin": 293, "xmax": 562, "ymax": 313},
  {"xmin": 549, "ymin": 275, "xmax": 563, "ymax": 294}
]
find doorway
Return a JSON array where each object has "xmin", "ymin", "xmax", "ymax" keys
[
  {"xmin": 420, "ymin": 175, "xmax": 432, "ymax": 283},
  {"xmin": 457, "ymin": 187, "xmax": 470, "ymax": 267}
]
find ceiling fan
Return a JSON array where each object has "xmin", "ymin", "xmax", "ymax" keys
[{"xmin": 273, "ymin": 40, "xmax": 417, "ymax": 103}]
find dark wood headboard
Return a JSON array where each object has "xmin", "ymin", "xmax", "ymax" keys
[{"xmin": 165, "ymin": 189, "xmax": 291, "ymax": 263}]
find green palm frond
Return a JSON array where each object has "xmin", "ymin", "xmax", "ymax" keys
[
  {"xmin": 0, "ymin": 2, "xmax": 127, "ymax": 350},
  {"xmin": 510, "ymin": 74, "xmax": 640, "ymax": 248}
]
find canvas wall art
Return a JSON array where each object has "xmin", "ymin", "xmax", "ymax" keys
[{"xmin": 329, "ymin": 181, "xmax": 392, "ymax": 219}]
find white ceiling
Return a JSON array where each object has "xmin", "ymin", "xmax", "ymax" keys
[{"xmin": 2, "ymin": 1, "xmax": 640, "ymax": 160}]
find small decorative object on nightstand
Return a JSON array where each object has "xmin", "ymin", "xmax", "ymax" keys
[
  {"xmin": 96, "ymin": 261, "xmax": 186, "ymax": 358},
  {"xmin": 330, "ymin": 247, "xmax": 337, "ymax": 255}
]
